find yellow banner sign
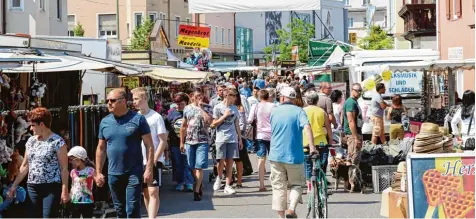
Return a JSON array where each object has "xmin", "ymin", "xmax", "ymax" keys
[
  {"xmin": 177, "ymin": 35, "xmax": 210, "ymax": 48},
  {"xmin": 121, "ymin": 77, "xmax": 140, "ymax": 90}
]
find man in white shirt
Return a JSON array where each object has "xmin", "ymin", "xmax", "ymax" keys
[{"xmin": 132, "ymin": 87, "xmax": 168, "ymax": 219}]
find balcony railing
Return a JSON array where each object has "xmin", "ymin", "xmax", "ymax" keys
[
  {"xmin": 398, "ymin": 3, "xmax": 436, "ymax": 39},
  {"xmin": 402, "ymin": 0, "xmax": 436, "ymax": 6}
]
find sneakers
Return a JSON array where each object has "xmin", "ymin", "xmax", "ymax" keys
[
  {"xmin": 175, "ymin": 184, "xmax": 184, "ymax": 191},
  {"xmin": 224, "ymin": 185, "xmax": 236, "ymax": 194},
  {"xmin": 185, "ymin": 184, "xmax": 194, "ymax": 192},
  {"xmin": 213, "ymin": 176, "xmax": 221, "ymax": 191}
]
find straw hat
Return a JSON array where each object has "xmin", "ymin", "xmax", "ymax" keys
[{"xmin": 419, "ymin": 123, "xmax": 440, "ymax": 134}]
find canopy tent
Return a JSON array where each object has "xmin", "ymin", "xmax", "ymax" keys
[
  {"xmin": 145, "ymin": 67, "xmax": 213, "ymax": 83},
  {"xmin": 2, "ymin": 53, "xmax": 115, "ymax": 73},
  {"xmin": 189, "ymin": 0, "xmax": 320, "ymax": 13},
  {"xmin": 308, "ymin": 40, "xmax": 351, "ymax": 67},
  {"xmin": 387, "ymin": 59, "xmax": 475, "ymax": 72},
  {"xmin": 295, "ymin": 46, "xmax": 346, "ymax": 78}
]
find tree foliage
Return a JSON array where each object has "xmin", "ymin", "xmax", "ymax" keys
[
  {"xmin": 131, "ymin": 18, "xmax": 155, "ymax": 50},
  {"xmin": 263, "ymin": 19, "xmax": 315, "ymax": 63},
  {"xmin": 358, "ymin": 25, "xmax": 394, "ymax": 50},
  {"xmin": 73, "ymin": 23, "xmax": 85, "ymax": 37}
]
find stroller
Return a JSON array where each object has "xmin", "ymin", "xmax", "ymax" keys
[{"xmin": 208, "ymin": 128, "xmax": 237, "ymax": 184}]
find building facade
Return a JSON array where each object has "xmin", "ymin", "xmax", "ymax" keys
[
  {"xmin": 345, "ymin": 0, "xmax": 393, "ymax": 45},
  {"xmin": 3, "ymin": 0, "xmax": 67, "ymax": 36},
  {"xmin": 393, "ymin": 0, "xmax": 411, "ymax": 49},
  {"xmin": 193, "ymin": 13, "xmax": 236, "ymax": 62},
  {"xmin": 235, "ymin": 0, "xmax": 347, "ymax": 64},
  {"xmin": 68, "ymin": 0, "xmax": 191, "ymax": 57},
  {"xmin": 438, "ymin": 0, "xmax": 475, "ymax": 92},
  {"xmin": 398, "ymin": 0, "xmax": 437, "ymax": 49},
  {"xmin": 236, "ymin": 26, "xmax": 254, "ymax": 65}
]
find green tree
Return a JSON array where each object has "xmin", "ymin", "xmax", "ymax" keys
[
  {"xmin": 358, "ymin": 25, "xmax": 394, "ymax": 50},
  {"xmin": 73, "ymin": 23, "xmax": 85, "ymax": 37},
  {"xmin": 264, "ymin": 19, "xmax": 315, "ymax": 63},
  {"xmin": 263, "ymin": 46, "xmax": 274, "ymax": 63},
  {"xmin": 131, "ymin": 18, "xmax": 155, "ymax": 50}
]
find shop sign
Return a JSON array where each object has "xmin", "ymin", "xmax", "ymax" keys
[
  {"xmin": 308, "ymin": 40, "xmax": 350, "ymax": 57},
  {"xmin": 178, "ymin": 25, "xmax": 211, "ymax": 38},
  {"xmin": 387, "ymin": 71, "xmax": 423, "ymax": 94},
  {"xmin": 106, "ymin": 39, "xmax": 122, "ymax": 62},
  {"xmin": 212, "ymin": 53, "xmax": 220, "ymax": 60},
  {"xmin": 177, "ymin": 35, "xmax": 209, "ymax": 48},
  {"xmin": 177, "ymin": 24, "xmax": 210, "ymax": 48},
  {"xmin": 0, "ymin": 35, "xmax": 29, "ymax": 47},
  {"xmin": 121, "ymin": 77, "xmax": 140, "ymax": 90},
  {"xmin": 349, "ymin": 33, "xmax": 357, "ymax": 44},
  {"xmin": 30, "ymin": 38, "xmax": 82, "ymax": 52},
  {"xmin": 407, "ymin": 153, "xmax": 475, "ymax": 219},
  {"xmin": 281, "ymin": 60, "xmax": 296, "ymax": 68},
  {"xmin": 448, "ymin": 47, "xmax": 463, "ymax": 60}
]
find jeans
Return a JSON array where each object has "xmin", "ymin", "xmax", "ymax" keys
[
  {"xmin": 108, "ymin": 173, "xmax": 143, "ymax": 218},
  {"xmin": 72, "ymin": 203, "xmax": 94, "ymax": 218},
  {"xmin": 304, "ymin": 147, "xmax": 329, "ymax": 180},
  {"xmin": 185, "ymin": 143, "xmax": 209, "ymax": 169},
  {"xmin": 256, "ymin": 139, "xmax": 270, "ymax": 158},
  {"xmin": 246, "ymin": 139, "xmax": 257, "ymax": 152},
  {"xmin": 27, "ymin": 183, "xmax": 61, "ymax": 218},
  {"xmin": 170, "ymin": 146, "xmax": 194, "ymax": 186}
]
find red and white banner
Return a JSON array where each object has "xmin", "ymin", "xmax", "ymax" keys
[{"xmin": 189, "ymin": 0, "xmax": 321, "ymax": 13}]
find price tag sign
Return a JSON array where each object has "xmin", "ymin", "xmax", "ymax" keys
[{"xmin": 121, "ymin": 77, "xmax": 140, "ymax": 90}]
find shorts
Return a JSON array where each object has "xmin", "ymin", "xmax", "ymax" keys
[
  {"xmin": 216, "ymin": 142, "xmax": 239, "ymax": 160},
  {"xmin": 142, "ymin": 162, "xmax": 162, "ymax": 188},
  {"xmin": 233, "ymin": 143, "xmax": 248, "ymax": 162},
  {"xmin": 256, "ymin": 139, "xmax": 270, "ymax": 158},
  {"xmin": 185, "ymin": 143, "xmax": 209, "ymax": 169},
  {"xmin": 372, "ymin": 116, "xmax": 385, "ymax": 137},
  {"xmin": 390, "ymin": 124, "xmax": 405, "ymax": 140}
]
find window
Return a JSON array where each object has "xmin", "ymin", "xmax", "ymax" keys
[
  {"xmin": 39, "ymin": 0, "xmax": 45, "ymax": 11},
  {"xmin": 452, "ymin": 0, "xmax": 462, "ymax": 19},
  {"xmin": 68, "ymin": 15, "xmax": 75, "ymax": 36},
  {"xmin": 186, "ymin": 18, "xmax": 190, "ymax": 24},
  {"xmin": 344, "ymin": 0, "xmax": 350, "ymax": 6},
  {"xmin": 134, "ymin": 13, "xmax": 143, "ymax": 28},
  {"xmin": 348, "ymin": 18, "xmax": 354, "ymax": 28},
  {"xmin": 98, "ymin": 14, "xmax": 117, "ymax": 38},
  {"xmin": 221, "ymin": 28, "xmax": 224, "ymax": 44},
  {"xmin": 215, "ymin": 26, "xmax": 218, "ymax": 44},
  {"xmin": 175, "ymin": 16, "xmax": 180, "ymax": 37},
  {"xmin": 10, "ymin": 0, "xmax": 22, "ymax": 9},
  {"xmin": 362, "ymin": 0, "xmax": 370, "ymax": 5},
  {"xmin": 228, "ymin": 28, "xmax": 231, "ymax": 45},
  {"xmin": 57, "ymin": 0, "xmax": 62, "ymax": 20},
  {"xmin": 149, "ymin": 12, "xmax": 158, "ymax": 22}
]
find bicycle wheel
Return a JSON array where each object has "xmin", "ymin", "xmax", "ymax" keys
[
  {"xmin": 306, "ymin": 183, "xmax": 316, "ymax": 219},
  {"xmin": 318, "ymin": 174, "xmax": 328, "ymax": 219}
]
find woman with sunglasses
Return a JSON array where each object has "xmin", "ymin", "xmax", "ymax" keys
[{"xmin": 8, "ymin": 107, "xmax": 69, "ymax": 218}]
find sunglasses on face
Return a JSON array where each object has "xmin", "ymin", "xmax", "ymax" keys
[
  {"xmin": 353, "ymin": 89, "xmax": 363, "ymax": 93},
  {"xmin": 107, "ymin": 97, "xmax": 124, "ymax": 103}
]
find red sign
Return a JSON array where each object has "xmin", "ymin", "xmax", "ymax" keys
[{"xmin": 178, "ymin": 25, "xmax": 211, "ymax": 38}]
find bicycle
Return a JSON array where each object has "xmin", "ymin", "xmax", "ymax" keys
[{"xmin": 306, "ymin": 144, "xmax": 339, "ymax": 219}]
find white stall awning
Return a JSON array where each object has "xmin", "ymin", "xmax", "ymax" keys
[
  {"xmin": 2, "ymin": 54, "xmax": 114, "ymax": 73},
  {"xmin": 189, "ymin": 0, "xmax": 320, "ymax": 13},
  {"xmin": 387, "ymin": 59, "xmax": 475, "ymax": 72},
  {"xmin": 146, "ymin": 67, "xmax": 212, "ymax": 83}
]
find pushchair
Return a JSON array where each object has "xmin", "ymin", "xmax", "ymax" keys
[{"xmin": 208, "ymin": 129, "xmax": 237, "ymax": 185}]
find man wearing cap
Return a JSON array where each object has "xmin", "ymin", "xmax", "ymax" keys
[{"xmin": 269, "ymin": 87, "xmax": 316, "ymax": 218}]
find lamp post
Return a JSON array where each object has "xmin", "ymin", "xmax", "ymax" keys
[{"xmin": 116, "ymin": 0, "xmax": 120, "ymax": 40}]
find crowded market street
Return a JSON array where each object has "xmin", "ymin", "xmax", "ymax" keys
[{"xmin": 156, "ymin": 154, "xmax": 381, "ymax": 218}]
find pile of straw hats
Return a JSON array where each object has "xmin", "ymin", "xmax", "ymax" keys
[{"xmin": 413, "ymin": 123, "xmax": 444, "ymax": 153}]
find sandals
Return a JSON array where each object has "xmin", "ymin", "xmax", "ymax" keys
[
  {"xmin": 259, "ymin": 187, "xmax": 267, "ymax": 192},
  {"xmin": 236, "ymin": 184, "xmax": 243, "ymax": 188}
]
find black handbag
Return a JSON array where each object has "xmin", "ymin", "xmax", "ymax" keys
[{"xmin": 463, "ymin": 107, "xmax": 475, "ymax": 150}]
